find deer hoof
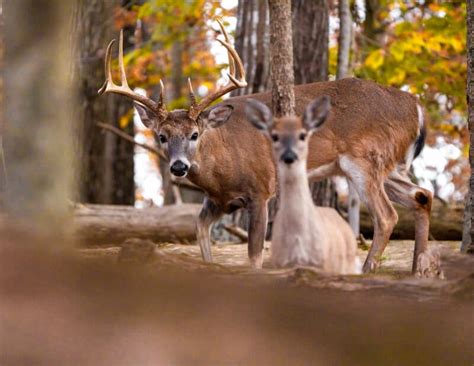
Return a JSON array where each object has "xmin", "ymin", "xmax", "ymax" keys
[
  {"xmin": 415, "ymin": 250, "xmax": 444, "ymax": 279},
  {"xmin": 362, "ymin": 258, "xmax": 379, "ymax": 274}
]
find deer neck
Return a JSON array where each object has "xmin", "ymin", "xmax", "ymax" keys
[{"xmin": 278, "ymin": 160, "xmax": 313, "ymax": 206}]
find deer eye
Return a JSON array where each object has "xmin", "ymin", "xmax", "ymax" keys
[
  {"xmin": 299, "ymin": 132, "xmax": 307, "ymax": 141},
  {"xmin": 190, "ymin": 132, "xmax": 199, "ymax": 141},
  {"xmin": 271, "ymin": 133, "xmax": 279, "ymax": 142},
  {"xmin": 159, "ymin": 134, "xmax": 167, "ymax": 144}
]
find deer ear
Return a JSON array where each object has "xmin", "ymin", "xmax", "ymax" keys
[
  {"xmin": 134, "ymin": 102, "xmax": 157, "ymax": 129},
  {"xmin": 200, "ymin": 104, "xmax": 234, "ymax": 129},
  {"xmin": 303, "ymin": 95, "xmax": 331, "ymax": 131},
  {"xmin": 245, "ymin": 99, "xmax": 273, "ymax": 131}
]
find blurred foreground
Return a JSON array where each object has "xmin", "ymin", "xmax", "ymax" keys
[{"xmin": 1, "ymin": 225, "xmax": 473, "ymax": 365}]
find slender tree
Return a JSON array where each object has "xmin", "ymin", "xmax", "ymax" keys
[
  {"xmin": 462, "ymin": 0, "xmax": 474, "ymax": 254},
  {"xmin": 269, "ymin": 0, "xmax": 295, "ymax": 116},
  {"xmin": 336, "ymin": 0, "xmax": 360, "ymax": 236}
]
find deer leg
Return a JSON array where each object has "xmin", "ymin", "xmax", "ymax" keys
[
  {"xmin": 197, "ymin": 197, "xmax": 223, "ymax": 262},
  {"xmin": 247, "ymin": 199, "xmax": 269, "ymax": 269},
  {"xmin": 361, "ymin": 185, "xmax": 399, "ymax": 273},
  {"xmin": 339, "ymin": 156, "xmax": 398, "ymax": 273},
  {"xmin": 384, "ymin": 170, "xmax": 434, "ymax": 275}
]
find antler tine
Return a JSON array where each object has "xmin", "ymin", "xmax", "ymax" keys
[
  {"xmin": 118, "ymin": 30, "xmax": 129, "ymax": 88},
  {"xmin": 216, "ymin": 19, "xmax": 235, "ymax": 77},
  {"xmin": 159, "ymin": 79, "xmax": 165, "ymax": 105},
  {"xmin": 98, "ymin": 39, "xmax": 116, "ymax": 95},
  {"xmin": 188, "ymin": 21, "xmax": 247, "ymax": 120},
  {"xmin": 216, "ymin": 38, "xmax": 246, "ymax": 86},
  {"xmin": 188, "ymin": 78, "xmax": 197, "ymax": 106},
  {"xmin": 98, "ymin": 30, "xmax": 166, "ymax": 118}
]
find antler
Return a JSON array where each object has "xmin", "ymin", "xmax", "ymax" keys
[
  {"xmin": 188, "ymin": 19, "xmax": 247, "ymax": 120},
  {"xmin": 98, "ymin": 30, "xmax": 168, "ymax": 120}
]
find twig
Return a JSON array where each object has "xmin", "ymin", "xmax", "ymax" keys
[{"xmin": 96, "ymin": 121, "xmax": 167, "ymax": 160}]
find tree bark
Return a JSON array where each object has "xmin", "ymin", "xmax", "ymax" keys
[
  {"xmin": 233, "ymin": 0, "xmax": 269, "ymax": 96},
  {"xmin": 72, "ymin": 0, "xmax": 134, "ymax": 205},
  {"xmin": 3, "ymin": 0, "xmax": 73, "ymax": 230},
  {"xmin": 336, "ymin": 0, "xmax": 351, "ymax": 80},
  {"xmin": 292, "ymin": 0, "xmax": 329, "ymax": 84},
  {"xmin": 463, "ymin": 0, "xmax": 474, "ymax": 254},
  {"xmin": 74, "ymin": 203, "xmax": 201, "ymax": 246},
  {"xmin": 269, "ymin": 0, "xmax": 295, "ymax": 117}
]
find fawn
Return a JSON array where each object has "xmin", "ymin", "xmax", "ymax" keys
[{"xmin": 246, "ymin": 96, "xmax": 359, "ymax": 274}]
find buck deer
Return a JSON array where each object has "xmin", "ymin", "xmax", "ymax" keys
[
  {"xmin": 246, "ymin": 96, "xmax": 359, "ymax": 274},
  {"xmin": 99, "ymin": 23, "xmax": 435, "ymax": 275}
]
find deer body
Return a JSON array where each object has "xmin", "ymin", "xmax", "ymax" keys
[
  {"xmin": 272, "ymin": 159, "xmax": 358, "ymax": 274},
  {"xmin": 246, "ymin": 97, "xmax": 358, "ymax": 274},
  {"xmin": 100, "ymin": 26, "xmax": 435, "ymax": 275}
]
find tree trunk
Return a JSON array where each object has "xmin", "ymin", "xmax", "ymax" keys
[
  {"xmin": 291, "ymin": 0, "xmax": 334, "ymax": 208},
  {"xmin": 463, "ymin": 0, "xmax": 474, "ymax": 254},
  {"xmin": 3, "ymin": 0, "xmax": 73, "ymax": 230},
  {"xmin": 337, "ymin": 0, "xmax": 351, "ymax": 80},
  {"xmin": 336, "ymin": 0, "xmax": 359, "ymax": 235},
  {"xmin": 252, "ymin": 0, "xmax": 270, "ymax": 94},
  {"xmin": 233, "ymin": 0, "xmax": 269, "ymax": 96},
  {"xmin": 268, "ymin": 0, "xmax": 295, "ymax": 117},
  {"xmin": 291, "ymin": 0, "xmax": 328, "ymax": 84},
  {"xmin": 72, "ymin": 0, "xmax": 134, "ymax": 205},
  {"xmin": 74, "ymin": 203, "xmax": 201, "ymax": 246}
]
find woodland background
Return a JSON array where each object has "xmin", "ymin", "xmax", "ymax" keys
[
  {"xmin": 0, "ymin": 1, "xmax": 473, "ymax": 364},
  {"xmin": 69, "ymin": 0, "xmax": 468, "ymax": 245}
]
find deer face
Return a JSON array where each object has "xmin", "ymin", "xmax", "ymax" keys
[
  {"xmin": 135, "ymin": 104, "xmax": 234, "ymax": 177},
  {"xmin": 245, "ymin": 96, "xmax": 331, "ymax": 169}
]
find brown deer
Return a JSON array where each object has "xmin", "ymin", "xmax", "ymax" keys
[
  {"xmin": 99, "ymin": 23, "xmax": 435, "ymax": 275},
  {"xmin": 246, "ymin": 96, "xmax": 359, "ymax": 274}
]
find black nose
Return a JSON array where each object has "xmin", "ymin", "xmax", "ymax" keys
[
  {"xmin": 281, "ymin": 150, "xmax": 298, "ymax": 165},
  {"xmin": 170, "ymin": 160, "xmax": 189, "ymax": 176}
]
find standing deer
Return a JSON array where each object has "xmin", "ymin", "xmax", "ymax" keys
[
  {"xmin": 246, "ymin": 96, "xmax": 359, "ymax": 274},
  {"xmin": 99, "ymin": 23, "xmax": 435, "ymax": 275}
]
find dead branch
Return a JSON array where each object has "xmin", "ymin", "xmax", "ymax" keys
[
  {"xmin": 96, "ymin": 121, "xmax": 167, "ymax": 160},
  {"xmin": 224, "ymin": 224, "xmax": 249, "ymax": 242}
]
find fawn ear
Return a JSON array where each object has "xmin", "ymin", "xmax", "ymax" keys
[
  {"xmin": 303, "ymin": 95, "xmax": 331, "ymax": 131},
  {"xmin": 245, "ymin": 99, "xmax": 273, "ymax": 131},
  {"xmin": 200, "ymin": 104, "xmax": 234, "ymax": 129},
  {"xmin": 134, "ymin": 102, "xmax": 157, "ymax": 129}
]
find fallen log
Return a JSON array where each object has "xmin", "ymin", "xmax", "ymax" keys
[
  {"xmin": 73, "ymin": 200, "xmax": 463, "ymax": 248},
  {"xmin": 358, "ymin": 201, "xmax": 463, "ymax": 241},
  {"xmin": 74, "ymin": 203, "xmax": 201, "ymax": 247}
]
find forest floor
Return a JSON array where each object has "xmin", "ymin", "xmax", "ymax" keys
[
  {"xmin": 3, "ymin": 233, "xmax": 473, "ymax": 365},
  {"xmin": 79, "ymin": 240, "xmax": 473, "ymax": 302}
]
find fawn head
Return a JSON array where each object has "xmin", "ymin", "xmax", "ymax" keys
[{"xmin": 245, "ymin": 96, "xmax": 331, "ymax": 168}]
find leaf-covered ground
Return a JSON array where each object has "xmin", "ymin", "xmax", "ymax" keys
[{"xmin": 79, "ymin": 240, "xmax": 473, "ymax": 302}]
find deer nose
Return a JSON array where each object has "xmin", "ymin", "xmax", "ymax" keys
[
  {"xmin": 281, "ymin": 150, "xmax": 298, "ymax": 165},
  {"xmin": 170, "ymin": 160, "xmax": 189, "ymax": 177}
]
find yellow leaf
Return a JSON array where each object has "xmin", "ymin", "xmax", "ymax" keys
[
  {"xmin": 364, "ymin": 50, "xmax": 384, "ymax": 70},
  {"xmin": 119, "ymin": 109, "xmax": 133, "ymax": 129}
]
